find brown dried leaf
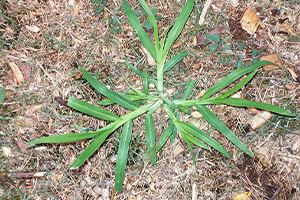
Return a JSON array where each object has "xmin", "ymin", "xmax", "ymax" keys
[
  {"xmin": 54, "ymin": 97, "xmax": 68, "ymax": 106},
  {"xmin": 14, "ymin": 138, "xmax": 27, "ymax": 153},
  {"xmin": 8, "ymin": 62, "xmax": 24, "ymax": 85},
  {"xmin": 142, "ymin": 47, "xmax": 156, "ymax": 66},
  {"xmin": 173, "ymin": 140, "xmax": 184, "ymax": 157},
  {"xmin": 196, "ymin": 90, "xmax": 206, "ymax": 99},
  {"xmin": 260, "ymin": 54, "xmax": 283, "ymax": 71},
  {"xmin": 282, "ymin": 23, "xmax": 296, "ymax": 36},
  {"xmin": 18, "ymin": 63, "xmax": 31, "ymax": 80},
  {"xmin": 73, "ymin": 71, "xmax": 82, "ymax": 80},
  {"xmin": 240, "ymin": 8, "xmax": 261, "ymax": 35},
  {"xmin": 287, "ymin": 68, "xmax": 298, "ymax": 81},
  {"xmin": 233, "ymin": 191, "xmax": 251, "ymax": 200}
]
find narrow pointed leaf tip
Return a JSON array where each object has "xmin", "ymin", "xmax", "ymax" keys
[
  {"xmin": 115, "ymin": 120, "xmax": 133, "ymax": 192},
  {"xmin": 80, "ymin": 68, "xmax": 138, "ymax": 111},
  {"xmin": 123, "ymin": 0, "xmax": 157, "ymax": 61}
]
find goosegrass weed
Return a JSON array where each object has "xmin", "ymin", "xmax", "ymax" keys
[{"xmin": 27, "ymin": 0, "xmax": 295, "ymax": 192}]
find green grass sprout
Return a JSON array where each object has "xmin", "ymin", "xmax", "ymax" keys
[{"xmin": 27, "ymin": 0, "xmax": 295, "ymax": 192}]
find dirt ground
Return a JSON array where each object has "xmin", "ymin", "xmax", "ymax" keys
[{"xmin": 1, "ymin": 0, "xmax": 299, "ymax": 199}]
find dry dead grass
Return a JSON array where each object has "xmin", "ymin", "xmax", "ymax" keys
[{"xmin": 1, "ymin": 0, "xmax": 299, "ymax": 199}]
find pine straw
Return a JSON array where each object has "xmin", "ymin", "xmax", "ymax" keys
[{"xmin": 1, "ymin": 0, "xmax": 299, "ymax": 199}]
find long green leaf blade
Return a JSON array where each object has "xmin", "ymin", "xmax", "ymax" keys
[
  {"xmin": 183, "ymin": 79, "xmax": 195, "ymax": 100},
  {"xmin": 216, "ymin": 70, "xmax": 257, "ymax": 99},
  {"xmin": 176, "ymin": 124, "xmax": 198, "ymax": 174},
  {"xmin": 156, "ymin": 122, "xmax": 174, "ymax": 152},
  {"xmin": 68, "ymin": 97, "xmax": 120, "ymax": 121},
  {"xmin": 115, "ymin": 120, "xmax": 133, "ymax": 192},
  {"xmin": 143, "ymin": 73, "xmax": 149, "ymax": 95},
  {"xmin": 123, "ymin": 0, "xmax": 157, "ymax": 61},
  {"xmin": 27, "ymin": 131, "xmax": 100, "ymax": 145},
  {"xmin": 162, "ymin": 0, "xmax": 194, "ymax": 57},
  {"xmin": 139, "ymin": 0, "xmax": 160, "ymax": 52},
  {"xmin": 197, "ymin": 105, "xmax": 253, "ymax": 157},
  {"xmin": 201, "ymin": 60, "xmax": 274, "ymax": 99},
  {"xmin": 81, "ymin": 69, "xmax": 138, "ymax": 111},
  {"xmin": 213, "ymin": 98, "xmax": 295, "ymax": 117},
  {"xmin": 70, "ymin": 129, "xmax": 112, "ymax": 169},
  {"xmin": 145, "ymin": 113, "xmax": 156, "ymax": 164},
  {"xmin": 184, "ymin": 133, "xmax": 209, "ymax": 150},
  {"xmin": 0, "ymin": 87, "xmax": 5, "ymax": 105},
  {"xmin": 176, "ymin": 121, "xmax": 229, "ymax": 158},
  {"xmin": 163, "ymin": 50, "xmax": 188, "ymax": 72}
]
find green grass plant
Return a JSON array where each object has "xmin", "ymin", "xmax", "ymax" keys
[{"xmin": 27, "ymin": 0, "xmax": 295, "ymax": 192}]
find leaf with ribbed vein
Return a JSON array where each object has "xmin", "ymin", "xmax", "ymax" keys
[
  {"xmin": 68, "ymin": 96, "xmax": 120, "ymax": 121},
  {"xmin": 156, "ymin": 122, "xmax": 174, "ymax": 152},
  {"xmin": 162, "ymin": 0, "xmax": 194, "ymax": 57},
  {"xmin": 176, "ymin": 121, "xmax": 229, "ymax": 158},
  {"xmin": 213, "ymin": 98, "xmax": 295, "ymax": 117},
  {"xmin": 184, "ymin": 133, "xmax": 209, "ymax": 150},
  {"xmin": 115, "ymin": 120, "xmax": 133, "ymax": 192},
  {"xmin": 81, "ymin": 68, "xmax": 138, "ymax": 111},
  {"xmin": 201, "ymin": 60, "xmax": 274, "ymax": 99},
  {"xmin": 145, "ymin": 113, "xmax": 156, "ymax": 164},
  {"xmin": 27, "ymin": 131, "xmax": 101, "ymax": 145},
  {"xmin": 163, "ymin": 50, "xmax": 188, "ymax": 72},
  {"xmin": 123, "ymin": 0, "xmax": 157, "ymax": 61},
  {"xmin": 216, "ymin": 70, "xmax": 257, "ymax": 99},
  {"xmin": 183, "ymin": 79, "xmax": 195, "ymax": 99},
  {"xmin": 70, "ymin": 129, "xmax": 112, "ymax": 169},
  {"xmin": 197, "ymin": 105, "xmax": 253, "ymax": 157}
]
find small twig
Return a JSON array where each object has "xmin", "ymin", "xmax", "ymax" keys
[
  {"xmin": 269, "ymin": 185, "xmax": 283, "ymax": 200},
  {"xmin": 198, "ymin": 0, "xmax": 212, "ymax": 25}
]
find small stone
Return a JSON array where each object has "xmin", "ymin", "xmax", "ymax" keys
[
  {"xmin": 126, "ymin": 184, "xmax": 132, "ymax": 190},
  {"xmin": 2, "ymin": 147, "xmax": 12, "ymax": 157},
  {"xmin": 149, "ymin": 83, "xmax": 155, "ymax": 88},
  {"xmin": 191, "ymin": 111, "xmax": 202, "ymax": 118}
]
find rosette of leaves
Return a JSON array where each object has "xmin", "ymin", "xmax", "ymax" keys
[{"xmin": 28, "ymin": 0, "xmax": 295, "ymax": 192}]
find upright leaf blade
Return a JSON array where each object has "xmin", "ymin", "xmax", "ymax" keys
[
  {"xmin": 0, "ymin": 87, "xmax": 5, "ymax": 105},
  {"xmin": 156, "ymin": 122, "xmax": 174, "ymax": 152},
  {"xmin": 145, "ymin": 113, "xmax": 156, "ymax": 164},
  {"xmin": 138, "ymin": 0, "xmax": 160, "ymax": 52},
  {"xmin": 197, "ymin": 105, "xmax": 253, "ymax": 157},
  {"xmin": 123, "ymin": 0, "xmax": 157, "ymax": 61},
  {"xmin": 81, "ymin": 69, "xmax": 138, "ymax": 111},
  {"xmin": 68, "ymin": 97, "xmax": 120, "ymax": 121},
  {"xmin": 162, "ymin": 0, "xmax": 194, "ymax": 57},
  {"xmin": 115, "ymin": 120, "xmax": 133, "ymax": 192},
  {"xmin": 143, "ymin": 73, "xmax": 149, "ymax": 95}
]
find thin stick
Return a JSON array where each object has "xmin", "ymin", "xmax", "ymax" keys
[{"xmin": 198, "ymin": 0, "xmax": 212, "ymax": 25}]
